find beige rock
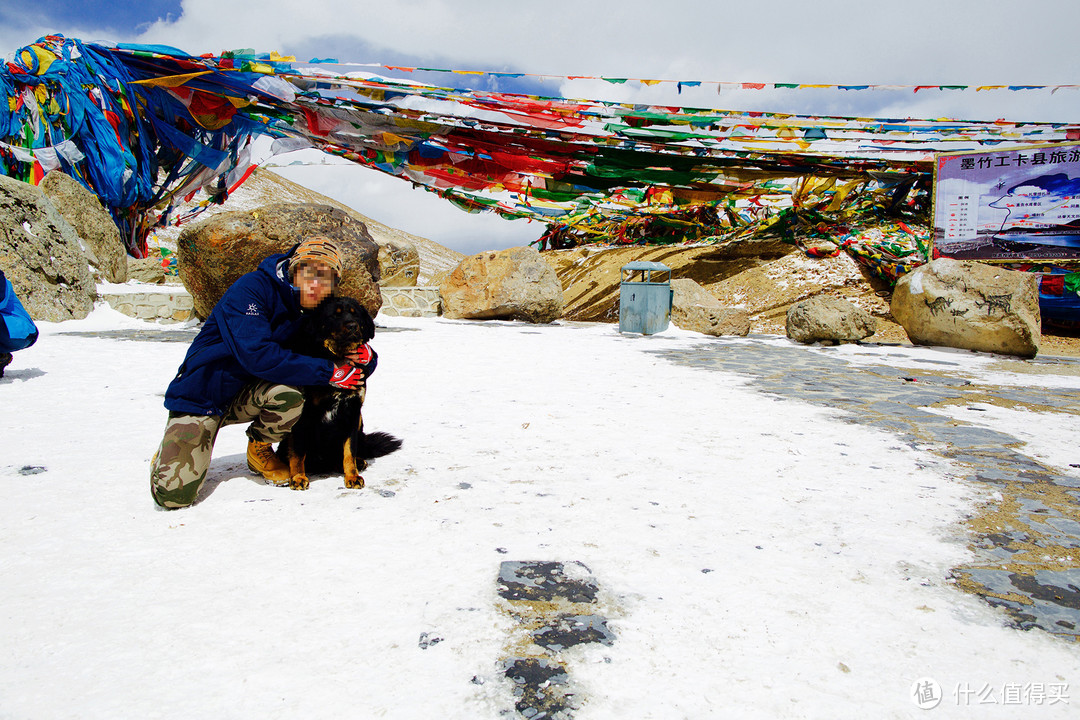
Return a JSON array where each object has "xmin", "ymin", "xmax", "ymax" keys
[
  {"xmin": 0, "ymin": 174, "xmax": 94, "ymax": 321},
  {"xmin": 440, "ymin": 246, "xmax": 564, "ymax": 323},
  {"xmin": 786, "ymin": 294, "xmax": 877, "ymax": 344},
  {"xmin": 39, "ymin": 170, "xmax": 128, "ymax": 283},
  {"xmin": 177, "ymin": 203, "xmax": 382, "ymax": 319},
  {"xmin": 376, "ymin": 235, "xmax": 420, "ymax": 287},
  {"xmin": 127, "ymin": 257, "xmax": 170, "ymax": 284},
  {"xmin": 670, "ymin": 278, "xmax": 750, "ymax": 336},
  {"xmin": 891, "ymin": 258, "xmax": 1040, "ymax": 358}
]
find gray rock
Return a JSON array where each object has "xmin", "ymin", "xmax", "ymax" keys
[
  {"xmin": 786, "ymin": 294, "xmax": 876, "ymax": 344},
  {"xmin": 891, "ymin": 258, "xmax": 1040, "ymax": 358},
  {"xmin": 176, "ymin": 203, "xmax": 382, "ymax": 320},
  {"xmin": 0, "ymin": 174, "xmax": 95, "ymax": 322},
  {"xmin": 670, "ymin": 278, "xmax": 750, "ymax": 336},
  {"xmin": 440, "ymin": 246, "xmax": 563, "ymax": 323},
  {"xmin": 38, "ymin": 171, "xmax": 127, "ymax": 283}
]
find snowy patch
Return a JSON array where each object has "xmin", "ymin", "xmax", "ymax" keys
[{"xmin": 0, "ymin": 314, "xmax": 1077, "ymax": 718}]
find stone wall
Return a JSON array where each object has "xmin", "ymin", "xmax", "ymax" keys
[
  {"xmin": 379, "ymin": 286, "xmax": 442, "ymax": 317},
  {"xmin": 100, "ymin": 289, "xmax": 195, "ymax": 323},
  {"xmin": 102, "ymin": 285, "xmax": 441, "ymax": 323}
]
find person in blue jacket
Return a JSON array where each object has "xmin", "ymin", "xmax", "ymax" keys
[
  {"xmin": 0, "ymin": 268, "xmax": 39, "ymax": 378},
  {"xmin": 149, "ymin": 236, "xmax": 373, "ymax": 509}
]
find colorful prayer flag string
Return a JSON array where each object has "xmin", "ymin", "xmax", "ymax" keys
[{"xmin": 2, "ymin": 34, "xmax": 1079, "ymax": 259}]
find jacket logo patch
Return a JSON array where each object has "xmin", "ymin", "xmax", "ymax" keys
[{"xmin": 246, "ymin": 303, "xmax": 260, "ymax": 317}]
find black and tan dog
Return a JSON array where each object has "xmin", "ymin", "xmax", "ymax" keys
[{"xmin": 277, "ymin": 296, "xmax": 402, "ymax": 490}]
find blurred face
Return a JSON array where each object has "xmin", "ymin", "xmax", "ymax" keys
[{"xmin": 295, "ymin": 262, "xmax": 335, "ymax": 309}]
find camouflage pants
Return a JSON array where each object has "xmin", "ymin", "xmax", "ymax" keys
[{"xmin": 149, "ymin": 382, "xmax": 305, "ymax": 509}]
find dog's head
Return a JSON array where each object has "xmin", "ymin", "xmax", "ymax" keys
[{"xmin": 308, "ymin": 296, "xmax": 376, "ymax": 360}]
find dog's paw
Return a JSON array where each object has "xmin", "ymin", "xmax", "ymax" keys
[
  {"xmin": 344, "ymin": 474, "xmax": 365, "ymax": 489},
  {"xmin": 289, "ymin": 474, "xmax": 310, "ymax": 491}
]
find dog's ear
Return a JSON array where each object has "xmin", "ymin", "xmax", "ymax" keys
[{"xmin": 359, "ymin": 305, "xmax": 375, "ymax": 340}]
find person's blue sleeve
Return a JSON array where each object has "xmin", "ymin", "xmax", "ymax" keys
[{"xmin": 0, "ymin": 271, "xmax": 39, "ymax": 352}]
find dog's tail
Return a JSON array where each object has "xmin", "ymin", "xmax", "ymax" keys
[{"xmin": 354, "ymin": 430, "xmax": 403, "ymax": 459}]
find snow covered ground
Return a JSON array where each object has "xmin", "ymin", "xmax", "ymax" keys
[{"xmin": 1, "ymin": 305, "xmax": 1077, "ymax": 719}]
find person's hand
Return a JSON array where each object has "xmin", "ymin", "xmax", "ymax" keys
[
  {"xmin": 344, "ymin": 343, "xmax": 377, "ymax": 378},
  {"xmin": 330, "ymin": 364, "xmax": 365, "ymax": 390},
  {"xmin": 345, "ymin": 344, "xmax": 373, "ymax": 367}
]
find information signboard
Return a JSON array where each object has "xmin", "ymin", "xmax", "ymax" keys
[{"xmin": 932, "ymin": 142, "xmax": 1080, "ymax": 262}]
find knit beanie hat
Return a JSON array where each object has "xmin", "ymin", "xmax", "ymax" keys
[{"xmin": 291, "ymin": 236, "xmax": 344, "ymax": 279}]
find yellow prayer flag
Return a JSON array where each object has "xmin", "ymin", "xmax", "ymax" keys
[
  {"xmin": 130, "ymin": 71, "xmax": 213, "ymax": 88},
  {"xmin": 20, "ymin": 46, "xmax": 57, "ymax": 75},
  {"xmin": 379, "ymin": 132, "xmax": 410, "ymax": 147},
  {"xmin": 826, "ymin": 179, "xmax": 862, "ymax": 212}
]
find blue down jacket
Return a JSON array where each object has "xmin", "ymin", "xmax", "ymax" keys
[
  {"xmin": 0, "ymin": 269, "xmax": 39, "ymax": 352},
  {"xmin": 164, "ymin": 252, "xmax": 334, "ymax": 416}
]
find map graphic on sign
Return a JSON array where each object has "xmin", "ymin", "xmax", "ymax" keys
[{"xmin": 933, "ymin": 142, "xmax": 1080, "ymax": 261}]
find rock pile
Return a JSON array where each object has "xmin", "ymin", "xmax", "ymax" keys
[
  {"xmin": 542, "ymin": 239, "xmax": 890, "ymax": 335},
  {"xmin": 0, "ymin": 162, "xmax": 1061, "ymax": 361}
]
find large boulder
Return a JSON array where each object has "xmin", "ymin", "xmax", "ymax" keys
[
  {"xmin": 786, "ymin": 294, "xmax": 877, "ymax": 344},
  {"xmin": 891, "ymin": 258, "xmax": 1040, "ymax": 358},
  {"xmin": 440, "ymin": 246, "xmax": 564, "ymax": 323},
  {"xmin": 177, "ymin": 203, "xmax": 382, "ymax": 319},
  {"xmin": 670, "ymin": 278, "xmax": 750, "ymax": 336},
  {"xmin": 0, "ymin": 174, "xmax": 95, "ymax": 321},
  {"xmin": 38, "ymin": 170, "xmax": 128, "ymax": 283},
  {"xmin": 376, "ymin": 235, "xmax": 420, "ymax": 287}
]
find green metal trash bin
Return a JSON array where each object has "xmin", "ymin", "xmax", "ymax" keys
[{"xmin": 619, "ymin": 261, "xmax": 673, "ymax": 335}]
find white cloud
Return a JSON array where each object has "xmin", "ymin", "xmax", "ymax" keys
[
  {"xmin": 9, "ymin": 1, "xmax": 1080, "ymax": 119},
  {"xmin": 130, "ymin": 1, "xmax": 1080, "ymax": 124}
]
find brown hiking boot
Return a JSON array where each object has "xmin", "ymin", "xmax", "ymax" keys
[{"xmin": 247, "ymin": 441, "xmax": 292, "ymax": 485}]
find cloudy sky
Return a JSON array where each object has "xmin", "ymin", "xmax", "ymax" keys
[{"xmin": 3, "ymin": 1, "xmax": 1079, "ymax": 253}]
